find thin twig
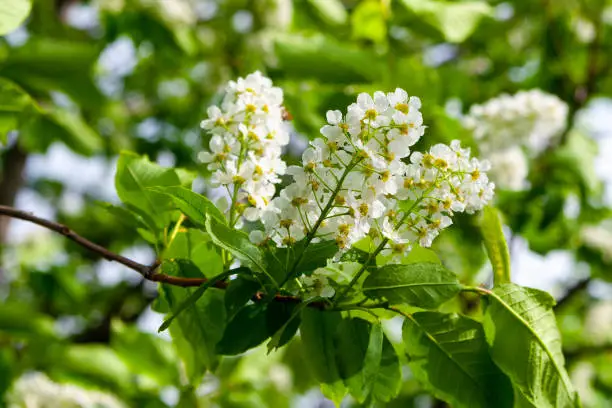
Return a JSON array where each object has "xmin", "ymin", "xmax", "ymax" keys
[
  {"xmin": 0, "ymin": 205, "xmax": 219, "ymax": 288},
  {"xmin": 0, "ymin": 205, "xmax": 154, "ymax": 274},
  {"xmin": 0, "ymin": 205, "xmax": 329, "ymax": 307}
]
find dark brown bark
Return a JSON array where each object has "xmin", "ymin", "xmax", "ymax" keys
[{"xmin": 0, "ymin": 143, "xmax": 28, "ymax": 243}]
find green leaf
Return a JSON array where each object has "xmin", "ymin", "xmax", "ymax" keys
[
  {"xmin": 174, "ymin": 168, "xmax": 197, "ymax": 189},
  {"xmin": 0, "ymin": 0, "xmax": 31, "ymax": 35},
  {"xmin": 97, "ymin": 202, "xmax": 146, "ymax": 230},
  {"xmin": 300, "ymin": 313, "xmax": 400, "ymax": 404},
  {"xmin": 0, "ymin": 349, "xmax": 16, "ymax": 397},
  {"xmin": 363, "ymin": 263, "xmax": 462, "ymax": 308},
  {"xmin": 56, "ymin": 345, "xmax": 133, "ymax": 392},
  {"xmin": 321, "ymin": 382, "xmax": 347, "ymax": 407},
  {"xmin": 265, "ymin": 239, "xmax": 338, "ymax": 281},
  {"xmin": 483, "ymin": 284, "xmax": 579, "ymax": 407},
  {"xmin": 334, "ymin": 319, "xmax": 402, "ymax": 403},
  {"xmin": 164, "ymin": 229, "xmax": 223, "ymax": 277},
  {"xmin": 300, "ymin": 308, "xmax": 343, "ymax": 383},
  {"xmin": 111, "ymin": 320, "xmax": 179, "ymax": 387},
  {"xmin": 403, "ymin": 312, "xmax": 513, "ymax": 408},
  {"xmin": 295, "ymin": 240, "xmax": 338, "ymax": 274},
  {"xmin": 19, "ymin": 108, "xmax": 103, "ymax": 155},
  {"xmin": 216, "ymin": 304, "xmax": 269, "ymax": 355},
  {"xmin": 158, "ymin": 269, "xmax": 233, "ymax": 332},
  {"xmin": 225, "ymin": 277, "xmax": 261, "ymax": 319},
  {"xmin": 335, "ymin": 318, "xmax": 371, "ymax": 380},
  {"xmin": 115, "ymin": 151, "xmax": 182, "ymax": 229},
  {"xmin": 0, "ymin": 78, "xmax": 34, "ymax": 112},
  {"xmin": 351, "ymin": 0, "xmax": 387, "ymax": 44},
  {"xmin": 161, "ymin": 261, "xmax": 226, "ymax": 382},
  {"xmin": 216, "ymin": 302, "xmax": 296, "ymax": 355},
  {"xmin": 205, "ymin": 217, "xmax": 275, "ymax": 286},
  {"xmin": 47, "ymin": 109, "xmax": 103, "ymax": 154},
  {"xmin": 376, "ymin": 244, "xmax": 441, "ymax": 266},
  {"xmin": 274, "ymin": 33, "xmax": 385, "ymax": 84},
  {"xmin": 307, "ymin": 0, "xmax": 348, "ymax": 26},
  {"xmin": 480, "ymin": 207, "xmax": 511, "ymax": 285},
  {"xmin": 550, "ymin": 130, "xmax": 601, "ymax": 198},
  {"xmin": 268, "ymin": 298, "xmax": 332, "ymax": 353},
  {"xmin": 369, "ymin": 331, "xmax": 402, "ymax": 402},
  {"xmin": 151, "ymin": 186, "xmax": 226, "ymax": 226},
  {"xmin": 403, "ymin": 246, "xmax": 441, "ymax": 264},
  {"xmin": 266, "ymin": 308, "xmax": 302, "ymax": 352},
  {"xmin": 344, "ymin": 322, "xmax": 384, "ymax": 403},
  {"xmin": 300, "ymin": 309, "xmax": 347, "ymax": 404},
  {"xmin": 0, "ymin": 303, "xmax": 57, "ymax": 340},
  {"xmin": 0, "ymin": 78, "xmax": 39, "ymax": 142},
  {"xmin": 0, "ymin": 38, "xmax": 103, "ymax": 108},
  {"xmin": 398, "ymin": 0, "xmax": 491, "ymax": 42}
]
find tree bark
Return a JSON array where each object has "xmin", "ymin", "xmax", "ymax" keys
[{"xmin": 0, "ymin": 143, "xmax": 28, "ymax": 243}]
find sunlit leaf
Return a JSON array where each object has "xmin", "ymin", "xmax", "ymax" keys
[
  {"xmin": 151, "ymin": 186, "xmax": 227, "ymax": 226},
  {"xmin": 0, "ymin": 0, "xmax": 31, "ymax": 35},
  {"xmin": 363, "ymin": 263, "xmax": 462, "ymax": 308},
  {"xmin": 0, "ymin": 78, "xmax": 38, "ymax": 142},
  {"xmin": 205, "ymin": 217, "xmax": 275, "ymax": 286},
  {"xmin": 274, "ymin": 33, "xmax": 385, "ymax": 83},
  {"xmin": 111, "ymin": 320, "xmax": 179, "ymax": 387},
  {"xmin": 480, "ymin": 206, "xmax": 511, "ymax": 285},
  {"xmin": 307, "ymin": 0, "xmax": 348, "ymax": 26},
  {"xmin": 351, "ymin": 0, "xmax": 387, "ymax": 44},
  {"xmin": 483, "ymin": 284, "xmax": 580, "ymax": 407},
  {"xmin": 0, "ymin": 39, "xmax": 103, "ymax": 108},
  {"xmin": 161, "ymin": 261, "xmax": 226, "ymax": 383},
  {"xmin": 115, "ymin": 151, "xmax": 182, "ymax": 229},
  {"xmin": 403, "ymin": 312, "xmax": 513, "ymax": 407},
  {"xmin": 398, "ymin": 0, "xmax": 491, "ymax": 42}
]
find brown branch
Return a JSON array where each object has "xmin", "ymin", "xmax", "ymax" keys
[
  {"xmin": 0, "ymin": 205, "xmax": 328, "ymax": 307},
  {"xmin": 0, "ymin": 205, "xmax": 216, "ymax": 287}
]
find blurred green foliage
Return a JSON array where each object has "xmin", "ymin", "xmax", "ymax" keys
[{"xmin": 1, "ymin": 0, "xmax": 612, "ymax": 406}]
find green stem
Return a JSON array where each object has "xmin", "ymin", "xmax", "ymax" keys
[
  {"xmin": 280, "ymin": 158, "xmax": 360, "ymax": 286},
  {"xmin": 228, "ymin": 140, "xmax": 248, "ymax": 228},
  {"xmin": 167, "ymin": 214, "xmax": 186, "ymax": 247},
  {"xmin": 334, "ymin": 237, "xmax": 388, "ymax": 303},
  {"xmin": 334, "ymin": 195, "xmax": 430, "ymax": 303},
  {"xmin": 461, "ymin": 286, "xmax": 492, "ymax": 296},
  {"xmin": 162, "ymin": 213, "xmax": 186, "ymax": 259}
]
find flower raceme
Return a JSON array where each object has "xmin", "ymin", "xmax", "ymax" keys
[
  {"xmin": 463, "ymin": 89, "xmax": 568, "ymax": 191},
  {"xmin": 464, "ymin": 89, "xmax": 568, "ymax": 155},
  {"xmin": 248, "ymin": 88, "xmax": 495, "ymax": 261},
  {"xmin": 199, "ymin": 71, "xmax": 289, "ymax": 226}
]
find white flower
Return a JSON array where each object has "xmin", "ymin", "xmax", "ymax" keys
[
  {"xmin": 251, "ymin": 88, "xmax": 494, "ymax": 262},
  {"xmin": 464, "ymin": 89, "xmax": 568, "ymax": 155},
  {"xmin": 199, "ymin": 71, "xmax": 289, "ymax": 225},
  {"xmin": 300, "ymin": 272, "xmax": 335, "ymax": 299},
  {"xmin": 486, "ymin": 147, "xmax": 528, "ymax": 191},
  {"xmin": 7, "ymin": 372, "xmax": 126, "ymax": 408}
]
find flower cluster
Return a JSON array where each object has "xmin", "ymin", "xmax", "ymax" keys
[
  {"xmin": 486, "ymin": 146, "xmax": 528, "ymax": 192},
  {"xmin": 250, "ymin": 89, "xmax": 495, "ymax": 261},
  {"xmin": 464, "ymin": 89, "xmax": 568, "ymax": 154},
  {"xmin": 199, "ymin": 71, "xmax": 289, "ymax": 225},
  {"xmin": 463, "ymin": 89, "xmax": 568, "ymax": 191},
  {"xmin": 7, "ymin": 372, "xmax": 126, "ymax": 408}
]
